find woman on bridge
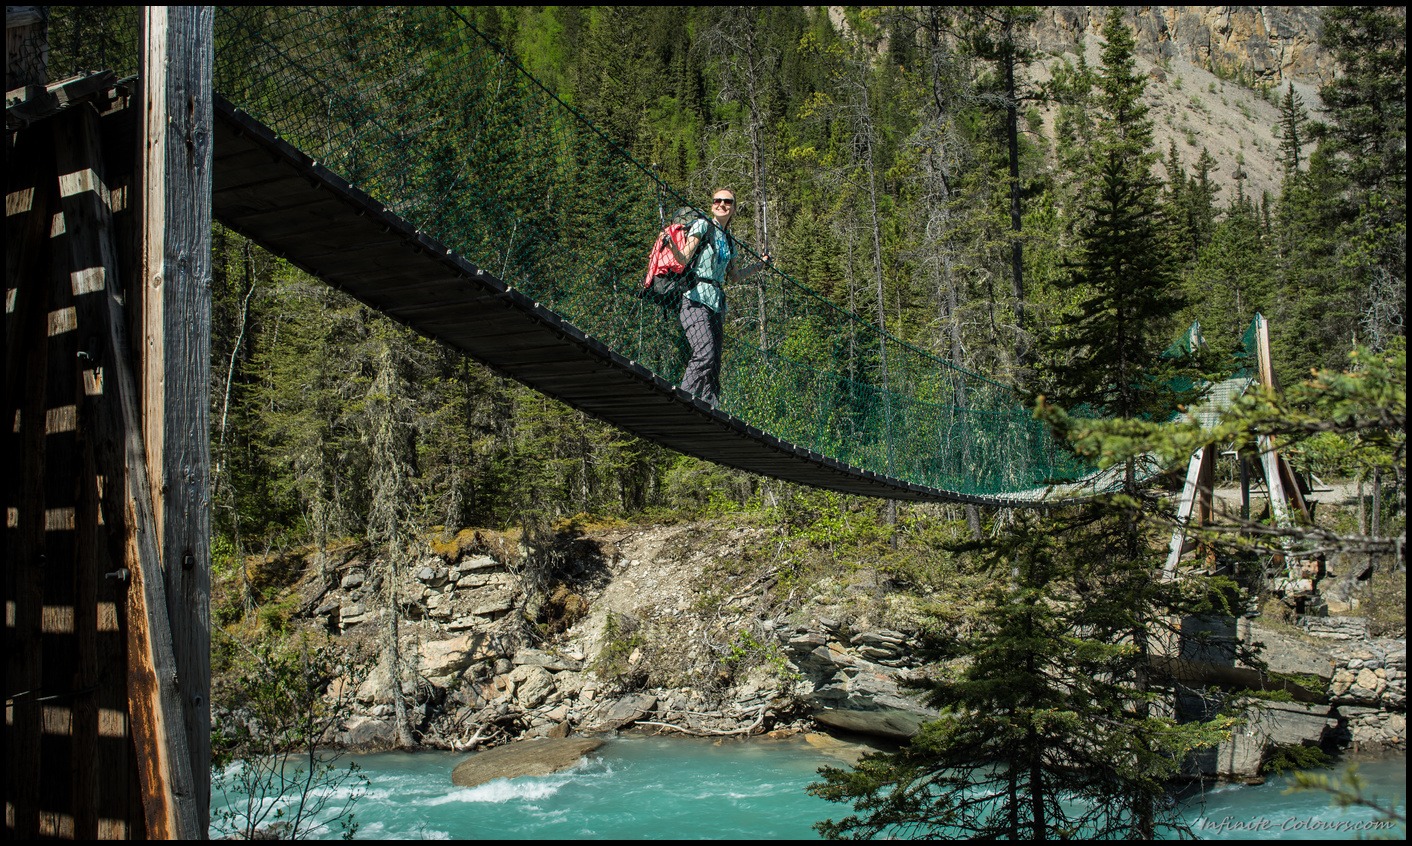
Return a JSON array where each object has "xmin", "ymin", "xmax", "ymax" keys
[{"xmin": 667, "ymin": 188, "xmax": 769, "ymax": 408}]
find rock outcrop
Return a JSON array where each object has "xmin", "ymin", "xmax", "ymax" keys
[
  {"xmin": 1031, "ymin": 6, "xmax": 1340, "ymax": 86},
  {"xmin": 1329, "ymin": 638, "xmax": 1406, "ymax": 712},
  {"xmin": 781, "ymin": 618, "xmax": 936, "ymax": 741},
  {"xmin": 1192, "ymin": 698, "xmax": 1341, "ymax": 781}
]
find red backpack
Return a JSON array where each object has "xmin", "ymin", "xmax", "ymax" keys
[{"xmin": 641, "ymin": 208, "xmax": 705, "ymax": 299}]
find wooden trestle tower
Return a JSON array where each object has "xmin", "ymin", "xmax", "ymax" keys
[{"xmin": 6, "ymin": 7, "xmax": 212, "ymax": 838}]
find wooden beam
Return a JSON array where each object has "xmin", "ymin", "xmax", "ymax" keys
[
  {"xmin": 53, "ymin": 99, "xmax": 201, "ymax": 839},
  {"xmin": 1253, "ymin": 315, "xmax": 1293, "ymax": 529},
  {"xmin": 1164, "ymin": 444, "xmax": 1215, "ymax": 578},
  {"xmin": 138, "ymin": 7, "xmax": 214, "ymax": 835}
]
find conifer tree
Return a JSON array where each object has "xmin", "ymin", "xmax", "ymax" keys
[
  {"xmin": 1035, "ymin": 11, "xmax": 1213, "ymax": 838},
  {"xmin": 1268, "ymin": 6, "xmax": 1404, "ymax": 381},
  {"xmin": 1315, "ymin": 6, "xmax": 1406, "ymax": 204},
  {"xmin": 1314, "ymin": 5, "xmax": 1406, "ymax": 353},
  {"xmin": 1188, "ymin": 201, "xmax": 1273, "ymax": 356},
  {"xmin": 1044, "ymin": 7, "xmax": 1192, "ymax": 427},
  {"xmin": 1166, "ymin": 144, "xmax": 1221, "ymax": 268},
  {"xmin": 1276, "ymin": 82, "xmax": 1309, "ymax": 181},
  {"xmin": 1093, "ymin": 9, "xmax": 1154, "ymax": 180},
  {"xmin": 1043, "ymin": 155, "xmax": 1187, "ymax": 427}
]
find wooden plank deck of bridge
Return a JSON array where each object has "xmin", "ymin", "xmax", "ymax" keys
[{"xmin": 211, "ymin": 97, "xmax": 1013, "ymax": 506}]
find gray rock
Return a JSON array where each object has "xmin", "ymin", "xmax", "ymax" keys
[
  {"xmin": 1194, "ymin": 698, "xmax": 1339, "ymax": 780},
  {"xmin": 813, "ymin": 706, "xmax": 933, "ymax": 740},
  {"xmin": 457, "ymin": 554, "xmax": 499, "ymax": 573},
  {"xmin": 588, "ymin": 693, "xmax": 658, "ymax": 730},
  {"xmin": 788, "ymin": 632, "xmax": 828, "ymax": 651},
  {"xmin": 472, "ymin": 596, "xmax": 514, "ymax": 617},
  {"xmin": 851, "ymin": 630, "xmax": 905, "ymax": 647},
  {"xmin": 340, "ymin": 716, "xmax": 397, "ymax": 751},
  {"xmin": 457, "ymin": 572, "xmax": 515, "ymax": 590},
  {"xmin": 1301, "ymin": 616, "xmax": 1370, "ymax": 640},
  {"xmin": 356, "ymin": 662, "xmax": 396, "ymax": 705},
  {"xmin": 451, "ymin": 737, "xmax": 606, "ymax": 787},
  {"xmin": 513, "ymin": 648, "xmax": 579, "ymax": 671},
  {"xmin": 420, "ymin": 635, "xmax": 489, "ymax": 685},
  {"xmin": 803, "ymin": 661, "xmax": 939, "ymax": 741},
  {"xmin": 508, "ymin": 665, "xmax": 556, "ymax": 709},
  {"xmin": 1252, "ymin": 700, "xmax": 1339, "ymax": 747},
  {"xmin": 1341, "ymin": 707, "xmax": 1406, "ymax": 750},
  {"xmin": 417, "ymin": 565, "xmax": 450, "ymax": 588},
  {"xmin": 427, "ymin": 593, "xmax": 453, "ymax": 620},
  {"xmin": 1248, "ymin": 624, "xmax": 1337, "ymax": 680},
  {"xmin": 1192, "ymin": 731, "xmax": 1264, "ymax": 780}
]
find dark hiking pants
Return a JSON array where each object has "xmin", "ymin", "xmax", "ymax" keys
[{"xmin": 680, "ymin": 296, "xmax": 722, "ymax": 407}]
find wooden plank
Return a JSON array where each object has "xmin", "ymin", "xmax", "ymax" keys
[
  {"xmin": 139, "ymin": 8, "xmax": 213, "ymax": 833},
  {"xmin": 44, "ymin": 123, "xmax": 83, "ymax": 837},
  {"xmin": 6, "ymin": 70, "xmax": 116, "ymax": 130},
  {"xmin": 88, "ymin": 99, "xmax": 151, "ymax": 831},
  {"xmin": 1253, "ymin": 315, "xmax": 1292, "ymax": 531},
  {"xmin": 79, "ymin": 71, "xmax": 143, "ymax": 841}
]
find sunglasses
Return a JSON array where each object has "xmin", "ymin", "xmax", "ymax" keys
[{"xmin": 712, "ymin": 197, "xmax": 735, "ymax": 206}]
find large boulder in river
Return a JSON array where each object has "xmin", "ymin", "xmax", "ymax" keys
[
  {"xmin": 810, "ymin": 663, "xmax": 938, "ymax": 741},
  {"xmin": 451, "ymin": 737, "xmax": 606, "ymax": 787}
]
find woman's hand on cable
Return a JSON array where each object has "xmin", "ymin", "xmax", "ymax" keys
[{"xmin": 753, "ymin": 253, "xmax": 771, "ymax": 281}]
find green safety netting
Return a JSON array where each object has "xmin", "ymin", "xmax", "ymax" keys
[
  {"xmin": 1160, "ymin": 317, "xmax": 1264, "ymax": 430},
  {"xmin": 51, "ymin": 6, "xmax": 1272, "ymax": 503}
]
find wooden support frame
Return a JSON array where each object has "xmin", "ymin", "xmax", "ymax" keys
[
  {"xmin": 1164, "ymin": 314, "xmax": 1314, "ymax": 580},
  {"xmin": 137, "ymin": 6, "xmax": 214, "ymax": 836},
  {"xmin": 54, "ymin": 100, "xmax": 203, "ymax": 840}
]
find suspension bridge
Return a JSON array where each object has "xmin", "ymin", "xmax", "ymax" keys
[
  {"xmin": 198, "ymin": 5, "xmax": 1103, "ymax": 506},
  {"xmin": 204, "ymin": 5, "xmax": 1110, "ymax": 506}
]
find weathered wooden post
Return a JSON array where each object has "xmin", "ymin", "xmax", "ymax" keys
[{"xmin": 137, "ymin": 5, "xmax": 214, "ymax": 836}]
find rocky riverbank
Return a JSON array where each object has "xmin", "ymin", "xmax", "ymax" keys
[{"xmin": 213, "ymin": 518, "xmax": 1406, "ymax": 784}]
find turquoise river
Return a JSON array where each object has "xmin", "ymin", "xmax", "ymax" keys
[{"xmin": 211, "ymin": 737, "xmax": 1406, "ymax": 840}]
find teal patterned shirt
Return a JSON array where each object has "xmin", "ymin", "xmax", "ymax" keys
[{"xmin": 684, "ymin": 217, "xmax": 733, "ymax": 314}]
